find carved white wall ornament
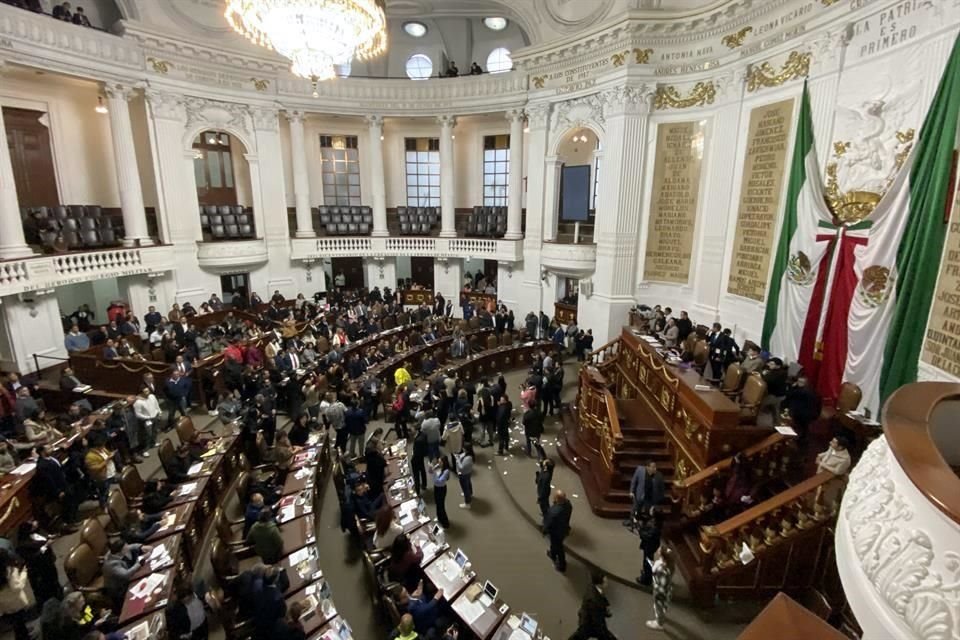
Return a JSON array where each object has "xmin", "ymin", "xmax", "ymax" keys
[
  {"xmin": 843, "ymin": 436, "xmax": 960, "ymax": 640},
  {"xmin": 553, "ymin": 93, "xmax": 606, "ymax": 132},
  {"xmin": 600, "ymin": 85, "xmax": 655, "ymax": 116},
  {"xmin": 144, "ymin": 89, "xmax": 186, "ymax": 122},
  {"xmin": 526, "ymin": 104, "xmax": 551, "ymax": 130},
  {"xmin": 183, "ymin": 97, "xmax": 251, "ymax": 143},
  {"xmin": 250, "ymin": 106, "xmax": 279, "ymax": 132}
]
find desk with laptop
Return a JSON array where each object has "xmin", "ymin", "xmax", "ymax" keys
[{"xmin": 381, "ymin": 450, "xmax": 549, "ymax": 639}]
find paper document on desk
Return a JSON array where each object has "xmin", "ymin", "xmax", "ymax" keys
[
  {"xmin": 72, "ymin": 385, "xmax": 92, "ymax": 393},
  {"xmin": 187, "ymin": 463, "xmax": 204, "ymax": 475},
  {"xmin": 280, "ymin": 505, "xmax": 296, "ymax": 522},
  {"xmin": 775, "ymin": 426, "xmax": 797, "ymax": 436},
  {"xmin": 398, "ymin": 499, "xmax": 418, "ymax": 514},
  {"xmin": 176, "ymin": 482, "xmax": 198, "ymax": 496},
  {"xmin": 11, "ymin": 463, "xmax": 35, "ymax": 475},
  {"xmin": 287, "ymin": 547, "xmax": 311, "ymax": 565},
  {"xmin": 453, "ymin": 596, "xmax": 486, "ymax": 625},
  {"xmin": 200, "ymin": 448, "xmax": 219, "ymax": 459},
  {"xmin": 125, "ymin": 619, "xmax": 152, "ymax": 640}
]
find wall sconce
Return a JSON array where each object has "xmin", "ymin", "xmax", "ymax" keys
[{"xmin": 95, "ymin": 97, "xmax": 108, "ymax": 114}]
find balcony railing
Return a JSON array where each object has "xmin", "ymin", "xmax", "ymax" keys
[
  {"xmin": 0, "ymin": 245, "xmax": 175, "ymax": 297},
  {"xmin": 290, "ymin": 236, "xmax": 522, "ymax": 262}
]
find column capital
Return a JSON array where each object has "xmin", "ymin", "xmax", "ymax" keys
[
  {"xmin": 600, "ymin": 84, "xmax": 655, "ymax": 116},
  {"xmin": 436, "ymin": 114, "xmax": 458, "ymax": 129},
  {"xmin": 505, "ymin": 109, "xmax": 526, "ymax": 123},
  {"xmin": 144, "ymin": 89, "xmax": 185, "ymax": 122},
  {"xmin": 526, "ymin": 103, "xmax": 551, "ymax": 130},
  {"xmin": 251, "ymin": 106, "xmax": 279, "ymax": 132},
  {"xmin": 104, "ymin": 83, "xmax": 138, "ymax": 102},
  {"xmin": 365, "ymin": 114, "xmax": 384, "ymax": 128},
  {"xmin": 284, "ymin": 109, "xmax": 306, "ymax": 124}
]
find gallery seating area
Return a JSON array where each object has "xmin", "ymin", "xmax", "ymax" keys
[
  {"xmin": 317, "ymin": 205, "xmax": 373, "ymax": 235},
  {"xmin": 20, "ymin": 205, "xmax": 125, "ymax": 251},
  {"xmin": 396, "ymin": 206, "xmax": 439, "ymax": 235},
  {"xmin": 465, "ymin": 205, "xmax": 507, "ymax": 238},
  {"xmin": 198, "ymin": 204, "xmax": 257, "ymax": 241}
]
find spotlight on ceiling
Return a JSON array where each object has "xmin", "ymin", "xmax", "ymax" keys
[
  {"xmin": 404, "ymin": 21, "xmax": 427, "ymax": 37},
  {"xmin": 483, "ymin": 17, "xmax": 507, "ymax": 31}
]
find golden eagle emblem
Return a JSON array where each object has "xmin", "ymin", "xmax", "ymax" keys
[
  {"xmin": 857, "ymin": 265, "xmax": 893, "ymax": 308},
  {"xmin": 787, "ymin": 251, "xmax": 815, "ymax": 285}
]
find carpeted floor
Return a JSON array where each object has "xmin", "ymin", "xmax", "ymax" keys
[{"xmin": 38, "ymin": 358, "xmax": 761, "ymax": 640}]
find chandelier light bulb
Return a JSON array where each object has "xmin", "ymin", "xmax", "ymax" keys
[{"xmin": 95, "ymin": 97, "xmax": 108, "ymax": 114}]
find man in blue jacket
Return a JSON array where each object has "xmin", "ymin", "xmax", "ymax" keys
[{"xmin": 628, "ymin": 461, "xmax": 665, "ymax": 524}]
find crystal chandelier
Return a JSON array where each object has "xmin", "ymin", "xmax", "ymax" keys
[{"xmin": 225, "ymin": 0, "xmax": 387, "ymax": 93}]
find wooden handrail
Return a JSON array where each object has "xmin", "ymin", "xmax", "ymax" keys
[
  {"xmin": 676, "ymin": 433, "xmax": 792, "ymax": 489},
  {"xmin": 883, "ymin": 382, "xmax": 960, "ymax": 525},
  {"xmin": 696, "ymin": 470, "xmax": 845, "ymax": 574},
  {"xmin": 602, "ymin": 385, "xmax": 624, "ymax": 450},
  {"xmin": 588, "ymin": 338, "xmax": 619, "ymax": 359}
]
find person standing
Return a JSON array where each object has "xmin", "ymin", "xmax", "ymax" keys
[
  {"xmin": 543, "ymin": 490, "xmax": 572, "ymax": 572},
  {"xmin": 535, "ymin": 459, "xmax": 554, "ymax": 521},
  {"xmin": 646, "ymin": 546, "xmax": 675, "ymax": 631},
  {"xmin": 522, "ymin": 404, "xmax": 545, "ymax": 460},
  {"xmin": 455, "ymin": 443, "xmax": 474, "ymax": 510},
  {"xmin": 345, "ymin": 399, "xmax": 368, "ymax": 459},
  {"xmin": 569, "ymin": 572, "xmax": 617, "ymax": 640},
  {"xmin": 0, "ymin": 550, "xmax": 34, "ymax": 640},
  {"xmin": 495, "ymin": 393, "xmax": 512, "ymax": 456},
  {"xmin": 403, "ymin": 423, "xmax": 426, "ymax": 492},
  {"xmin": 636, "ymin": 512, "xmax": 662, "ymax": 588},
  {"xmin": 432, "ymin": 457, "xmax": 451, "ymax": 528},
  {"xmin": 627, "ymin": 461, "xmax": 664, "ymax": 524}
]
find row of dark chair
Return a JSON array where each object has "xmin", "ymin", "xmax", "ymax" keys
[
  {"xmin": 466, "ymin": 205, "xmax": 507, "ymax": 237},
  {"xmin": 396, "ymin": 206, "xmax": 439, "ymax": 235},
  {"xmin": 198, "ymin": 206, "xmax": 256, "ymax": 241},
  {"xmin": 21, "ymin": 205, "xmax": 124, "ymax": 251}
]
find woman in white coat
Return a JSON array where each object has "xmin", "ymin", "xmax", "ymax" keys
[
  {"xmin": 441, "ymin": 419, "xmax": 464, "ymax": 469},
  {"xmin": 0, "ymin": 549, "xmax": 35, "ymax": 640}
]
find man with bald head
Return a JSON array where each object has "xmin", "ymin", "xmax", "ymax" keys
[{"xmin": 543, "ymin": 489, "xmax": 573, "ymax": 572}]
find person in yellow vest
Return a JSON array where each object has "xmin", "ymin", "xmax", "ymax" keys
[{"xmin": 394, "ymin": 362, "xmax": 412, "ymax": 388}]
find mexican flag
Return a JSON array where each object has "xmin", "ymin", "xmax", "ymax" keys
[
  {"xmin": 845, "ymin": 33, "xmax": 960, "ymax": 412},
  {"xmin": 762, "ymin": 35, "xmax": 960, "ymax": 413},
  {"xmin": 760, "ymin": 82, "xmax": 834, "ymax": 362}
]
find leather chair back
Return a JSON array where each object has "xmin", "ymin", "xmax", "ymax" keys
[
  {"xmin": 468, "ymin": 317, "xmax": 480, "ymax": 330},
  {"xmin": 256, "ymin": 432, "xmax": 271, "ymax": 463},
  {"xmin": 692, "ymin": 340, "xmax": 709, "ymax": 368},
  {"xmin": 215, "ymin": 508, "xmax": 235, "ymax": 543},
  {"xmin": 837, "ymin": 382, "xmax": 862, "ymax": 414},
  {"xmin": 210, "ymin": 538, "xmax": 239, "ymax": 581},
  {"xmin": 486, "ymin": 334, "xmax": 498, "ymax": 350},
  {"xmin": 683, "ymin": 334, "xmax": 697, "ymax": 355},
  {"xmin": 315, "ymin": 336, "xmax": 330, "ymax": 353},
  {"xmin": 107, "ymin": 489, "xmax": 129, "ymax": 530},
  {"xmin": 235, "ymin": 471, "xmax": 251, "ymax": 504},
  {"xmin": 80, "ymin": 518, "xmax": 109, "ymax": 556},
  {"xmin": 159, "ymin": 438, "xmax": 177, "ymax": 474},
  {"xmin": 739, "ymin": 373, "xmax": 768, "ymax": 421},
  {"xmin": 501, "ymin": 332, "xmax": 514, "ymax": 347},
  {"xmin": 120, "ymin": 465, "xmax": 145, "ymax": 502},
  {"xmin": 176, "ymin": 416, "xmax": 197, "ymax": 443},
  {"xmin": 65, "ymin": 542, "xmax": 100, "ymax": 588},
  {"xmin": 721, "ymin": 363, "xmax": 744, "ymax": 396}
]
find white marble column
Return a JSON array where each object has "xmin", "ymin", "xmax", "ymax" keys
[
  {"xmin": 286, "ymin": 110, "xmax": 315, "ymax": 238},
  {"xmin": 505, "ymin": 109, "xmax": 525, "ymax": 239},
  {"xmin": 366, "ymin": 115, "xmax": 388, "ymax": 237},
  {"xmin": 0, "ymin": 100, "xmax": 33, "ymax": 260},
  {"xmin": 105, "ymin": 84, "xmax": 152, "ymax": 247},
  {"xmin": 542, "ymin": 156, "xmax": 564, "ymax": 242},
  {"xmin": 438, "ymin": 115, "xmax": 457, "ymax": 238}
]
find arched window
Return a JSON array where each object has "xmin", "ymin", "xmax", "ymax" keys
[
  {"xmin": 406, "ymin": 54, "xmax": 433, "ymax": 80},
  {"xmin": 486, "ymin": 47, "xmax": 513, "ymax": 74}
]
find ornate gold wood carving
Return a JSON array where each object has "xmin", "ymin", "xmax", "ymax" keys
[
  {"xmin": 654, "ymin": 82, "xmax": 716, "ymax": 110},
  {"xmin": 722, "ymin": 26, "xmax": 753, "ymax": 49},
  {"xmin": 250, "ymin": 78, "xmax": 269, "ymax": 92},
  {"xmin": 821, "ymin": 0, "xmax": 840, "ymax": 5},
  {"xmin": 746, "ymin": 51, "xmax": 811, "ymax": 93},
  {"xmin": 611, "ymin": 51, "xmax": 627, "ymax": 67},
  {"xmin": 148, "ymin": 57, "xmax": 171, "ymax": 74},
  {"xmin": 633, "ymin": 48, "xmax": 653, "ymax": 64},
  {"xmin": 532, "ymin": 76, "xmax": 546, "ymax": 89}
]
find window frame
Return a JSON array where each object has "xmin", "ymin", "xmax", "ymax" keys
[
  {"xmin": 319, "ymin": 135, "xmax": 362, "ymax": 206},
  {"xmin": 404, "ymin": 137, "xmax": 441, "ymax": 207},
  {"xmin": 482, "ymin": 134, "xmax": 510, "ymax": 207}
]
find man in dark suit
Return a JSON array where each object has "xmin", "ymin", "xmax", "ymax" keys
[
  {"xmin": 676, "ymin": 310, "xmax": 693, "ymax": 342},
  {"xmin": 31, "ymin": 444, "xmax": 78, "ymax": 528},
  {"xmin": 103, "ymin": 339, "xmax": 119, "ymax": 360},
  {"xmin": 543, "ymin": 489, "xmax": 572, "ymax": 572},
  {"xmin": 165, "ymin": 370, "xmax": 192, "ymax": 419},
  {"xmin": 173, "ymin": 354, "xmax": 192, "ymax": 375},
  {"xmin": 535, "ymin": 458, "xmax": 554, "ymax": 521},
  {"xmin": 144, "ymin": 306, "xmax": 163, "ymax": 333},
  {"xmin": 569, "ymin": 572, "xmax": 617, "ymax": 640},
  {"xmin": 433, "ymin": 293, "xmax": 445, "ymax": 318},
  {"xmin": 277, "ymin": 345, "xmax": 301, "ymax": 374},
  {"xmin": 59, "ymin": 367, "xmax": 84, "ymax": 392},
  {"xmin": 628, "ymin": 461, "xmax": 665, "ymax": 523}
]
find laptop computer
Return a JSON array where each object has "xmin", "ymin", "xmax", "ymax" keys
[
  {"xmin": 519, "ymin": 613, "xmax": 538, "ymax": 636},
  {"xmin": 479, "ymin": 580, "xmax": 498, "ymax": 607},
  {"xmin": 454, "ymin": 548, "xmax": 469, "ymax": 568}
]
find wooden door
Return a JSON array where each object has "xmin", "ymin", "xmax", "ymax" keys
[
  {"xmin": 4, "ymin": 107, "xmax": 59, "ymax": 207},
  {"xmin": 483, "ymin": 259, "xmax": 498, "ymax": 288},
  {"xmin": 331, "ymin": 257, "xmax": 365, "ymax": 290},
  {"xmin": 411, "ymin": 256, "xmax": 435, "ymax": 289}
]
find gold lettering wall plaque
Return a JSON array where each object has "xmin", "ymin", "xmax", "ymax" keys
[
  {"xmin": 922, "ymin": 178, "xmax": 960, "ymax": 377},
  {"xmin": 644, "ymin": 121, "xmax": 706, "ymax": 284},
  {"xmin": 727, "ymin": 99, "xmax": 795, "ymax": 301},
  {"xmin": 654, "ymin": 81, "xmax": 716, "ymax": 110},
  {"xmin": 746, "ymin": 50, "xmax": 811, "ymax": 93}
]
